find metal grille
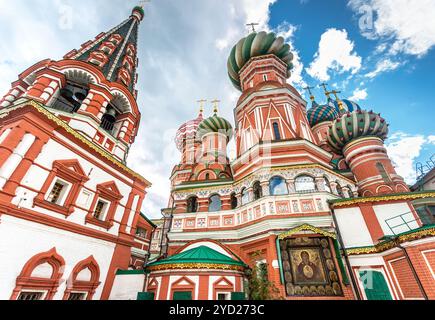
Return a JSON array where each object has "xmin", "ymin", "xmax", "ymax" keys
[
  {"xmin": 17, "ymin": 292, "xmax": 44, "ymax": 301},
  {"xmin": 68, "ymin": 292, "xmax": 86, "ymax": 301},
  {"xmin": 48, "ymin": 182, "xmax": 65, "ymax": 204},
  {"xmin": 94, "ymin": 201, "xmax": 106, "ymax": 220}
]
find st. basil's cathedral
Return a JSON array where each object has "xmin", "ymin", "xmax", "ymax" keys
[{"xmin": 0, "ymin": 6, "xmax": 434, "ymax": 301}]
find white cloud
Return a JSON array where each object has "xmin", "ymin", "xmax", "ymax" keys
[
  {"xmin": 349, "ymin": 88, "xmax": 368, "ymax": 101},
  {"xmin": 349, "ymin": 0, "xmax": 435, "ymax": 57},
  {"xmin": 275, "ymin": 22, "xmax": 306, "ymax": 88},
  {"xmin": 365, "ymin": 58, "xmax": 401, "ymax": 78},
  {"xmin": 306, "ymin": 28, "xmax": 362, "ymax": 81},
  {"xmin": 386, "ymin": 132, "xmax": 434, "ymax": 184}
]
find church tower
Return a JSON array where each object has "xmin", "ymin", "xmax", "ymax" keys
[
  {"xmin": 228, "ymin": 32, "xmax": 332, "ymax": 181},
  {"xmin": 0, "ymin": 6, "xmax": 154, "ymax": 300}
]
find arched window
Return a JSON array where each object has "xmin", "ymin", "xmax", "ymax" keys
[
  {"xmin": 209, "ymin": 194, "xmax": 222, "ymax": 212},
  {"xmin": 187, "ymin": 196, "xmax": 198, "ymax": 213},
  {"xmin": 295, "ymin": 175, "xmax": 317, "ymax": 193},
  {"xmin": 336, "ymin": 183, "xmax": 344, "ymax": 198},
  {"xmin": 241, "ymin": 188, "xmax": 250, "ymax": 206},
  {"xmin": 231, "ymin": 193, "xmax": 238, "ymax": 209},
  {"xmin": 272, "ymin": 122, "xmax": 281, "ymax": 141},
  {"xmin": 269, "ymin": 176, "xmax": 288, "ymax": 196},
  {"xmin": 253, "ymin": 181, "xmax": 262, "ymax": 201},
  {"xmin": 323, "ymin": 177, "xmax": 332, "ymax": 193},
  {"xmin": 376, "ymin": 162, "xmax": 392, "ymax": 183},
  {"xmin": 205, "ymin": 173, "xmax": 210, "ymax": 180}
]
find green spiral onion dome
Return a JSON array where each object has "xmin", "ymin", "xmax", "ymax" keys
[
  {"xmin": 307, "ymin": 103, "xmax": 340, "ymax": 127},
  {"xmin": 197, "ymin": 115, "xmax": 233, "ymax": 141},
  {"xmin": 327, "ymin": 110, "xmax": 389, "ymax": 153},
  {"xmin": 227, "ymin": 31, "xmax": 294, "ymax": 91}
]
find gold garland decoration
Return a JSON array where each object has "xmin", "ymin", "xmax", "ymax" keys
[
  {"xmin": 147, "ymin": 263, "xmax": 245, "ymax": 272},
  {"xmin": 278, "ymin": 224, "xmax": 337, "ymax": 240},
  {"xmin": 0, "ymin": 100, "xmax": 151, "ymax": 186},
  {"xmin": 346, "ymin": 226, "xmax": 435, "ymax": 255},
  {"xmin": 331, "ymin": 192, "xmax": 435, "ymax": 208}
]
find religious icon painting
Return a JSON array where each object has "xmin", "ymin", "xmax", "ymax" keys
[
  {"xmin": 279, "ymin": 236, "xmax": 344, "ymax": 297},
  {"xmin": 289, "ymin": 248, "xmax": 328, "ymax": 286}
]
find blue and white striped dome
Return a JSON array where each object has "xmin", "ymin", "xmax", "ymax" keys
[{"xmin": 330, "ymin": 98, "xmax": 361, "ymax": 114}]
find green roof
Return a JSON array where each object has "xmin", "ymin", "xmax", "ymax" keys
[{"xmin": 147, "ymin": 246, "xmax": 246, "ymax": 267}]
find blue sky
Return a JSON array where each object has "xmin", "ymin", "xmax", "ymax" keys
[{"xmin": 0, "ymin": 0, "xmax": 434, "ymax": 218}]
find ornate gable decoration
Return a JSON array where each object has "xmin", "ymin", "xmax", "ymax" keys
[{"xmin": 278, "ymin": 224, "xmax": 336, "ymax": 240}]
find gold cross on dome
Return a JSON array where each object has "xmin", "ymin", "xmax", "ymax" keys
[
  {"xmin": 197, "ymin": 99, "xmax": 207, "ymax": 114},
  {"xmin": 303, "ymin": 86, "xmax": 316, "ymax": 101},
  {"xmin": 246, "ymin": 23, "xmax": 259, "ymax": 33},
  {"xmin": 211, "ymin": 99, "xmax": 220, "ymax": 114},
  {"xmin": 331, "ymin": 90, "xmax": 346, "ymax": 112},
  {"xmin": 319, "ymin": 83, "xmax": 332, "ymax": 98}
]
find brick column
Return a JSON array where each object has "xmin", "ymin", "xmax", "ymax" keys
[
  {"xmin": 198, "ymin": 198, "xmax": 209, "ymax": 213},
  {"xmin": 261, "ymin": 181, "xmax": 270, "ymax": 196},
  {"xmin": 0, "ymin": 127, "xmax": 26, "ymax": 169},
  {"xmin": 0, "ymin": 133, "xmax": 36, "ymax": 189},
  {"xmin": 25, "ymin": 69, "xmax": 66, "ymax": 105},
  {"xmin": 0, "ymin": 80, "xmax": 27, "ymax": 108},
  {"xmin": 2, "ymin": 136, "xmax": 48, "ymax": 197},
  {"xmin": 221, "ymin": 195, "xmax": 232, "ymax": 211},
  {"xmin": 286, "ymin": 179, "xmax": 295, "ymax": 193}
]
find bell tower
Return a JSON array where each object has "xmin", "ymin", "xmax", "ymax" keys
[{"xmin": 1, "ymin": 6, "xmax": 146, "ymax": 163}]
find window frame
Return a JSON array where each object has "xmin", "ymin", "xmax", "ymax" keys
[
  {"xmin": 294, "ymin": 175, "xmax": 317, "ymax": 193},
  {"xmin": 34, "ymin": 160, "xmax": 89, "ymax": 217},
  {"xmin": 269, "ymin": 176, "xmax": 288, "ymax": 196}
]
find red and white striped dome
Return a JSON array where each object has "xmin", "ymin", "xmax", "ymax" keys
[{"xmin": 175, "ymin": 113, "xmax": 204, "ymax": 152}]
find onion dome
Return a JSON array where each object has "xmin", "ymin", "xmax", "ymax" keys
[
  {"xmin": 327, "ymin": 110, "xmax": 389, "ymax": 152},
  {"xmin": 197, "ymin": 115, "xmax": 233, "ymax": 141},
  {"xmin": 132, "ymin": 6, "xmax": 145, "ymax": 21},
  {"xmin": 307, "ymin": 104, "xmax": 340, "ymax": 127},
  {"xmin": 330, "ymin": 98, "xmax": 361, "ymax": 114},
  {"xmin": 227, "ymin": 31, "xmax": 294, "ymax": 91},
  {"xmin": 175, "ymin": 113, "xmax": 203, "ymax": 152}
]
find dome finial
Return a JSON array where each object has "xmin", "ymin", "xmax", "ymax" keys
[
  {"xmin": 246, "ymin": 22, "xmax": 259, "ymax": 33},
  {"xmin": 211, "ymin": 99, "xmax": 220, "ymax": 115},
  {"xmin": 330, "ymin": 89, "xmax": 346, "ymax": 113},
  {"xmin": 197, "ymin": 99, "xmax": 207, "ymax": 116},
  {"xmin": 319, "ymin": 83, "xmax": 332, "ymax": 98},
  {"xmin": 303, "ymin": 85, "xmax": 316, "ymax": 102}
]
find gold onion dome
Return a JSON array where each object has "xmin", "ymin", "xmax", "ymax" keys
[
  {"xmin": 227, "ymin": 31, "xmax": 294, "ymax": 91},
  {"xmin": 327, "ymin": 110, "xmax": 389, "ymax": 153}
]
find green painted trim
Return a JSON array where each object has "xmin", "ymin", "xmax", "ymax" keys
[
  {"xmin": 347, "ymin": 225, "xmax": 435, "ymax": 253},
  {"xmin": 333, "ymin": 239, "xmax": 350, "ymax": 285},
  {"xmin": 329, "ymin": 191, "xmax": 435, "ymax": 206},
  {"xmin": 276, "ymin": 237, "xmax": 284, "ymax": 284},
  {"xmin": 116, "ymin": 269, "xmax": 145, "ymax": 275}
]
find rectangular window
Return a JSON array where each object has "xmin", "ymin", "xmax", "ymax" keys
[
  {"xmin": 273, "ymin": 122, "xmax": 281, "ymax": 140},
  {"xmin": 263, "ymin": 74, "xmax": 268, "ymax": 81},
  {"xmin": 217, "ymin": 293, "xmax": 231, "ymax": 301},
  {"xmin": 17, "ymin": 291, "xmax": 45, "ymax": 301},
  {"xmin": 93, "ymin": 199, "xmax": 109, "ymax": 220},
  {"xmin": 68, "ymin": 292, "xmax": 87, "ymax": 301},
  {"xmin": 136, "ymin": 227, "xmax": 148, "ymax": 239},
  {"xmin": 47, "ymin": 180, "xmax": 69, "ymax": 205}
]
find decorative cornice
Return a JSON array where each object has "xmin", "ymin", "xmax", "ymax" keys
[
  {"xmin": 330, "ymin": 191, "xmax": 435, "ymax": 208},
  {"xmin": 147, "ymin": 263, "xmax": 245, "ymax": 272},
  {"xmin": 277, "ymin": 223, "xmax": 336, "ymax": 240},
  {"xmin": 346, "ymin": 226, "xmax": 435, "ymax": 255},
  {"xmin": 0, "ymin": 100, "xmax": 151, "ymax": 186}
]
